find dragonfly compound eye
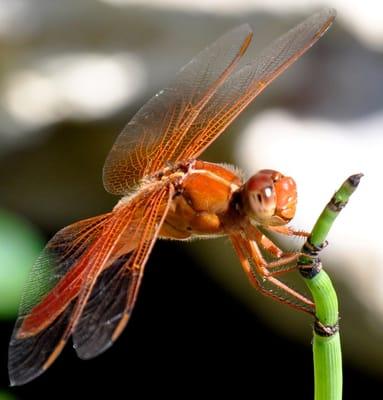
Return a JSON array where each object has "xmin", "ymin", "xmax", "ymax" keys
[
  {"xmin": 273, "ymin": 175, "xmax": 297, "ymax": 223},
  {"xmin": 243, "ymin": 171, "xmax": 277, "ymax": 223},
  {"xmin": 243, "ymin": 169, "xmax": 297, "ymax": 226}
]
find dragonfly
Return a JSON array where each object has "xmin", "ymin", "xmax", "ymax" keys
[{"xmin": 9, "ymin": 8, "xmax": 336, "ymax": 385}]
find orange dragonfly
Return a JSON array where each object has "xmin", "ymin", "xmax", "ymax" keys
[{"xmin": 9, "ymin": 8, "xmax": 335, "ymax": 385}]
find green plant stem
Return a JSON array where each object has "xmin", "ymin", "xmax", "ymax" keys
[
  {"xmin": 305, "ymin": 271, "xmax": 342, "ymax": 400},
  {"xmin": 298, "ymin": 173, "xmax": 363, "ymax": 400}
]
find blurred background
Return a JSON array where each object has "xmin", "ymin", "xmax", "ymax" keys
[{"xmin": 0, "ymin": 0, "xmax": 382, "ymax": 398}]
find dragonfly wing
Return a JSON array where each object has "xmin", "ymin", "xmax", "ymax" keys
[
  {"xmin": 9, "ymin": 184, "xmax": 170, "ymax": 385},
  {"xmin": 9, "ymin": 301, "xmax": 77, "ymax": 386},
  {"xmin": 73, "ymin": 185, "xmax": 173, "ymax": 359},
  {"xmin": 177, "ymin": 8, "xmax": 336, "ymax": 161},
  {"xmin": 103, "ymin": 24, "xmax": 252, "ymax": 195},
  {"xmin": 8, "ymin": 213, "xmax": 112, "ymax": 386}
]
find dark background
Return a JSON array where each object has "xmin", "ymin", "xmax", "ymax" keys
[{"xmin": 1, "ymin": 242, "xmax": 381, "ymax": 398}]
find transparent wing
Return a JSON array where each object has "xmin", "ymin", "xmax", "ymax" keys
[
  {"xmin": 8, "ymin": 184, "xmax": 171, "ymax": 385},
  {"xmin": 103, "ymin": 24, "xmax": 253, "ymax": 195},
  {"xmin": 73, "ymin": 185, "xmax": 172, "ymax": 359},
  {"xmin": 8, "ymin": 213, "xmax": 112, "ymax": 386},
  {"xmin": 179, "ymin": 8, "xmax": 336, "ymax": 161}
]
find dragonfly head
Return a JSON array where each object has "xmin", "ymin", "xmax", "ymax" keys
[{"xmin": 241, "ymin": 169, "xmax": 297, "ymax": 226}]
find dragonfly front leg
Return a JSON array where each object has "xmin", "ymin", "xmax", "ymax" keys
[
  {"xmin": 249, "ymin": 227, "xmax": 283, "ymax": 257},
  {"xmin": 266, "ymin": 225, "xmax": 310, "ymax": 238},
  {"xmin": 245, "ymin": 223, "xmax": 301, "ymax": 275}
]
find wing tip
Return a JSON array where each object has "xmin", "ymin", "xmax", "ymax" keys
[
  {"xmin": 313, "ymin": 7, "xmax": 337, "ymax": 40},
  {"xmin": 8, "ymin": 371, "xmax": 19, "ymax": 388},
  {"xmin": 323, "ymin": 7, "xmax": 337, "ymax": 19},
  {"xmin": 8, "ymin": 365, "xmax": 44, "ymax": 387},
  {"xmin": 236, "ymin": 22, "xmax": 253, "ymax": 35},
  {"xmin": 74, "ymin": 339, "xmax": 114, "ymax": 360},
  {"xmin": 312, "ymin": 7, "xmax": 337, "ymax": 27}
]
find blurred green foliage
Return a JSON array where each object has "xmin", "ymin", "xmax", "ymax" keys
[
  {"xmin": 0, "ymin": 209, "xmax": 43, "ymax": 319},
  {"xmin": 0, "ymin": 390, "xmax": 14, "ymax": 400}
]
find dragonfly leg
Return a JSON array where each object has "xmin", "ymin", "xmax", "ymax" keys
[
  {"xmin": 232, "ymin": 233, "xmax": 314, "ymax": 312},
  {"xmin": 246, "ymin": 238, "xmax": 313, "ymax": 307},
  {"xmin": 266, "ymin": 253, "xmax": 300, "ymax": 276},
  {"xmin": 245, "ymin": 223, "xmax": 301, "ymax": 273},
  {"xmin": 231, "ymin": 234, "xmax": 314, "ymax": 314},
  {"xmin": 266, "ymin": 225, "xmax": 310, "ymax": 238},
  {"xmin": 231, "ymin": 235, "xmax": 295, "ymax": 306},
  {"xmin": 245, "ymin": 223, "xmax": 283, "ymax": 257}
]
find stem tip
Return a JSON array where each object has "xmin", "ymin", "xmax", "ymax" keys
[{"xmin": 348, "ymin": 173, "xmax": 363, "ymax": 187}]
